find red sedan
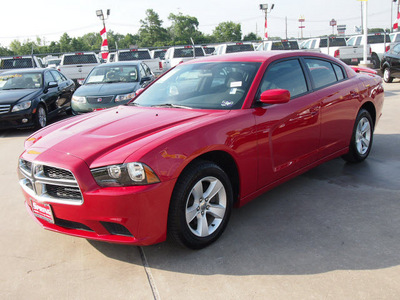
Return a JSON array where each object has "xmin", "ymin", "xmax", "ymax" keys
[{"xmin": 18, "ymin": 51, "xmax": 384, "ymax": 249}]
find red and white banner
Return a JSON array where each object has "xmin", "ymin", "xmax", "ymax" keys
[
  {"xmin": 264, "ymin": 18, "xmax": 268, "ymax": 39},
  {"xmin": 100, "ymin": 26, "xmax": 109, "ymax": 60}
]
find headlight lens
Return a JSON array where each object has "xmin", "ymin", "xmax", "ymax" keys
[
  {"xmin": 91, "ymin": 162, "xmax": 160, "ymax": 187},
  {"xmin": 72, "ymin": 96, "xmax": 86, "ymax": 103},
  {"xmin": 12, "ymin": 101, "xmax": 32, "ymax": 112},
  {"xmin": 115, "ymin": 92, "xmax": 135, "ymax": 102}
]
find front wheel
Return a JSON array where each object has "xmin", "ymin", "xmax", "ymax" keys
[
  {"xmin": 383, "ymin": 67, "xmax": 394, "ymax": 83},
  {"xmin": 168, "ymin": 161, "xmax": 233, "ymax": 249},
  {"xmin": 34, "ymin": 104, "xmax": 47, "ymax": 129},
  {"xmin": 342, "ymin": 109, "xmax": 373, "ymax": 163}
]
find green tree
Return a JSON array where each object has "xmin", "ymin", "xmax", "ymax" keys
[
  {"xmin": 59, "ymin": 33, "xmax": 73, "ymax": 52},
  {"xmin": 212, "ymin": 21, "xmax": 242, "ymax": 43},
  {"xmin": 243, "ymin": 32, "xmax": 260, "ymax": 42},
  {"xmin": 138, "ymin": 9, "xmax": 168, "ymax": 47},
  {"xmin": 168, "ymin": 13, "xmax": 202, "ymax": 45},
  {"xmin": 80, "ymin": 32, "xmax": 102, "ymax": 51}
]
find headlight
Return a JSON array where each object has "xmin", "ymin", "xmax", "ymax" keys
[
  {"xmin": 72, "ymin": 96, "xmax": 86, "ymax": 103},
  {"xmin": 91, "ymin": 162, "xmax": 160, "ymax": 187},
  {"xmin": 115, "ymin": 92, "xmax": 135, "ymax": 102},
  {"xmin": 12, "ymin": 101, "xmax": 32, "ymax": 112}
]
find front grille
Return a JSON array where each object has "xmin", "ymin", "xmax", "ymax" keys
[
  {"xmin": 0, "ymin": 104, "xmax": 11, "ymax": 114},
  {"xmin": 86, "ymin": 96, "xmax": 114, "ymax": 104},
  {"xmin": 19, "ymin": 159, "xmax": 83, "ymax": 205}
]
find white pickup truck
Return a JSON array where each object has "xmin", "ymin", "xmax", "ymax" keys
[
  {"xmin": 0, "ymin": 55, "xmax": 43, "ymax": 74},
  {"xmin": 256, "ymin": 40, "xmax": 300, "ymax": 51},
  {"xmin": 162, "ymin": 46, "xmax": 206, "ymax": 71},
  {"xmin": 214, "ymin": 42, "xmax": 254, "ymax": 55},
  {"xmin": 57, "ymin": 52, "xmax": 100, "ymax": 85},
  {"xmin": 346, "ymin": 33, "xmax": 390, "ymax": 69},
  {"xmin": 108, "ymin": 49, "xmax": 164, "ymax": 76},
  {"xmin": 300, "ymin": 37, "xmax": 370, "ymax": 65}
]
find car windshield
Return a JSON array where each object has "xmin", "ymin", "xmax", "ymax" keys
[
  {"xmin": 0, "ymin": 72, "xmax": 42, "ymax": 90},
  {"xmin": 85, "ymin": 65, "xmax": 139, "ymax": 84},
  {"xmin": 133, "ymin": 62, "xmax": 260, "ymax": 110}
]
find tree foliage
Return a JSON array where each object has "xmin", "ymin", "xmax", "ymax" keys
[{"xmin": 212, "ymin": 21, "xmax": 242, "ymax": 43}]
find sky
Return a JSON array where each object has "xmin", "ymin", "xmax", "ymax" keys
[{"xmin": 0, "ymin": 0, "xmax": 393, "ymax": 47}]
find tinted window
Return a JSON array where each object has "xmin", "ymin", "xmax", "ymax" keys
[
  {"xmin": 226, "ymin": 44, "xmax": 254, "ymax": 53},
  {"xmin": 1, "ymin": 58, "xmax": 34, "ymax": 69},
  {"xmin": 119, "ymin": 50, "xmax": 151, "ymax": 61},
  {"xmin": 333, "ymin": 64, "xmax": 345, "ymax": 81},
  {"xmin": 367, "ymin": 34, "xmax": 389, "ymax": 44},
  {"xmin": 50, "ymin": 70, "xmax": 64, "ymax": 84},
  {"xmin": 393, "ymin": 43, "xmax": 400, "ymax": 54},
  {"xmin": 259, "ymin": 59, "xmax": 308, "ymax": 98},
  {"xmin": 44, "ymin": 71, "xmax": 55, "ymax": 85},
  {"xmin": 173, "ymin": 47, "xmax": 204, "ymax": 58},
  {"xmin": 63, "ymin": 54, "xmax": 98, "ymax": 65},
  {"xmin": 320, "ymin": 38, "xmax": 347, "ymax": 47},
  {"xmin": 305, "ymin": 59, "xmax": 338, "ymax": 89}
]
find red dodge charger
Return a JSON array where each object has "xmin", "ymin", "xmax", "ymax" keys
[{"xmin": 18, "ymin": 51, "xmax": 384, "ymax": 249}]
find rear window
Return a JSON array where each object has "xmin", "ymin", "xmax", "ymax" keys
[
  {"xmin": 63, "ymin": 54, "xmax": 98, "ymax": 65},
  {"xmin": 271, "ymin": 41, "xmax": 299, "ymax": 50},
  {"xmin": 226, "ymin": 44, "xmax": 254, "ymax": 53},
  {"xmin": 118, "ymin": 50, "xmax": 151, "ymax": 61},
  {"xmin": 173, "ymin": 47, "xmax": 205, "ymax": 58},
  {"xmin": 0, "ymin": 58, "xmax": 36, "ymax": 69},
  {"xmin": 320, "ymin": 38, "xmax": 347, "ymax": 47},
  {"xmin": 367, "ymin": 34, "xmax": 389, "ymax": 44}
]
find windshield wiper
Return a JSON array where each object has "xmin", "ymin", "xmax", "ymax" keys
[
  {"xmin": 2, "ymin": 87, "xmax": 26, "ymax": 90},
  {"xmin": 151, "ymin": 103, "xmax": 192, "ymax": 109}
]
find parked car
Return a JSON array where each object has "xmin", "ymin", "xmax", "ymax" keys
[
  {"xmin": 162, "ymin": 45, "xmax": 206, "ymax": 71},
  {"xmin": 213, "ymin": 42, "xmax": 254, "ymax": 55},
  {"xmin": 43, "ymin": 56, "xmax": 61, "ymax": 69},
  {"xmin": 150, "ymin": 49, "xmax": 167, "ymax": 60},
  {"xmin": 346, "ymin": 33, "xmax": 390, "ymax": 69},
  {"xmin": 57, "ymin": 52, "xmax": 101, "ymax": 86},
  {"xmin": 256, "ymin": 40, "xmax": 299, "ymax": 51},
  {"xmin": 71, "ymin": 61, "xmax": 154, "ymax": 114},
  {"xmin": 380, "ymin": 42, "xmax": 400, "ymax": 83},
  {"xmin": 0, "ymin": 56, "xmax": 43, "ymax": 74},
  {"xmin": 107, "ymin": 49, "xmax": 163, "ymax": 76},
  {"xmin": 18, "ymin": 51, "xmax": 384, "ymax": 249},
  {"xmin": 0, "ymin": 68, "xmax": 75, "ymax": 129}
]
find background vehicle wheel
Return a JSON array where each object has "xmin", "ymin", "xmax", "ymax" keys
[
  {"xmin": 342, "ymin": 109, "xmax": 373, "ymax": 163},
  {"xmin": 371, "ymin": 54, "xmax": 380, "ymax": 69},
  {"xmin": 35, "ymin": 105, "xmax": 47, "ymax": 129},
  {"xmin": 168, "ymin": 160, "xmax": 233, "ymax": 249},
  {"xmin": 383, "ymin": 67, "xmax": 394, "ymax": 83}
]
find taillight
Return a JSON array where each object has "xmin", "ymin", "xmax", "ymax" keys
[
  {"xmin": 334, "ymin": 49, "xmax": 340, "ymax": 58},
  {"xmin": 370, "ymin": 47, "xmax": 372, "ymax": 55},
  {"xmin": 386, "ymin": 45, "xmax": 391, "ymax": 52},
  {"xmin": 159, "ymin": 61, "xmax": 163, "ymax": 69}
]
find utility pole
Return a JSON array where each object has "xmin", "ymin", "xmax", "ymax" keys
[{"xmin": 259, "ymin": 3, "xmax": 274, "ymax": 40}]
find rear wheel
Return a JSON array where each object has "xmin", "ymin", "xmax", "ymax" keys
[
  {"xmin": 342, "ymin": 109, "xmax": 373, "ymax": 163},
  {"xmin": 168, "ymin": 161, "xmax": 233, "ymax": 249},
  {"xmin": 34, "ymin": 104, "xmax": 47, "ymax": 129},
  {"xmin": 371, "ymin": 54, "xmax": 380, "ymax": 69},
  {"xmin": 383, "ymin": 67, "xmax": 394, "ymax": 83}
]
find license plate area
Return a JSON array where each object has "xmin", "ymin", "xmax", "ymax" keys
[
  {"xmin": 351, "ymin": 58, "xmax": 358, "ymax": 62},
  {"xmin": 31, "ymin": 198, "xmax": 54, "ymax": 224}
]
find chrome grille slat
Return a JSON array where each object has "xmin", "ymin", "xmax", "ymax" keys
[
  {"xmin": 0, "ymin": 104, "xmax": 11, "ymax": 114},
  {"xmin": 18, "ymin": 159, "xmax": 83, "ymax": 205}
]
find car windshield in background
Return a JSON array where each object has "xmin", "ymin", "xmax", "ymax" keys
[
  {"xmin": 133, "ymin": 62, "xmax": 260, "ymax": 110},
  {"xmin": 1, "ymin": 58, "xmax": 35, "ymax": 69},
  {"xmin": 63, "ymin": 54, "xmax": 98, "ymax": 65},
  {"xmin": 0, "ymin": 72, "xmax": 42, "ymax": 90},
  {"xmin": 173, "ymin": 47, "xmax": 205, "ymax": 58},
  {"xmin": 119, "ymin": 51, "xmax": 151, "ymax": 61},
  {"xmin": 85, "ymin": 65, "xmax": 139, "ymax": 84},
  {"xmin": 226, "ymin": 44, "xmax": 254, "ymax": 53}
]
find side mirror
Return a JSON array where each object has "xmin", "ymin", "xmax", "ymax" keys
[
  {"xmin": 140, "ymin": 76, "xmax": 151, "ymax": 85},
  {"xmin": 47, "ymin": 81, "xmax": 58, "ymax": 89},
  {"xmin": 259, "ymin": 89, "xmax": 290, "ymax": 105}
]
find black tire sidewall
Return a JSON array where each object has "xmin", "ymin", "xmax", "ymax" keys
[{"xmin": 168, "ymin": 161, "xmax": 233, "ymax": 249}]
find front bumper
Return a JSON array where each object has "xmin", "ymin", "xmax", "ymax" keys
[
  {"xmin": 0, "ymin": 109, "xmax": 35, "ymax": 129},
  {"xmin": 19, "ymin": 149, "xmax": 175, "ymax": 246}
]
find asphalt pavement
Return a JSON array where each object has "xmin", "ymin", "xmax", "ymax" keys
[{"xmin": 1, "ymin": 81, "xmax": 400, "ymax": 300}]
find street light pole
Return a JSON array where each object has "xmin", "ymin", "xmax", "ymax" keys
[
  {"xmin": 259, "ymin": 3, "xmax": 274, "ymax": 40},
  {"xmin": 96, "ymin": 9, "xmax": 110, "ymax": 61}
]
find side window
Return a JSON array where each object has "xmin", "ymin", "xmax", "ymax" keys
[
  {"xmin": 305, "ymin": 58, "xmax": 338, "ymax": 89},
  {"xmin": 347, "ymin": 37, "xmax": 355, "ymax": 46},
  {"xmin": 44, "ymin": 71, "xmax": 55, "ymax": 85},
  {"xmin": 259, "ymin": 59, "xmax": 308, "ymax": 99},
  {"xmin": 50, "ymin": 70, "xmax": 64, "ymax": 84},
  {"xmin": 355, "ymin": 36, "xmax": 362, "ymax": 46},
  {"xmin": 311, "ymin": 40, "xmax": 317, "ymax": 49},
  {"xmin": 393, "ymin": 44, "xmax": 400, "ymax": 54},
  {"xmin": 333, "ymin": 64, "xmax": 345, "ymax": 81},
  {"xmin": 139, "ymin": 64, "xmax": 146, "ymax": 78},
  {"xmin": 142, "ymin": 63, "xmax": 152, "ymax": 76}
]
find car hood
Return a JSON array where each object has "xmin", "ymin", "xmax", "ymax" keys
[
  {"xmin": 74, "ymin": 82, "xmax": 140, "ymax": 97},
  {"xmin": 0, "ymin": 89, "xmax": 38, "ymax": 104},
  {"xmin": 26, "ymin": 106, "xmax": 229, "ymax": 167}
]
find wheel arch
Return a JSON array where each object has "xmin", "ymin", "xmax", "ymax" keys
[{"xmin": 361, "ymin": 101, "xmax": 376, "ymax": 129}]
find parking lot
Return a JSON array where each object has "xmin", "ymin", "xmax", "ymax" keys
[{"xmin": 1, "ymin": 81, "xmax": 400, "ymax": 299}]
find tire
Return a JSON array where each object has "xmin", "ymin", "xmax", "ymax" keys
[
  {"xmin": 371, "ymin": 54, "xmax": 380, "ymax": 69},
  {"xmin": 342, "ymin": 109, "xmax": 374, "ymax": 163},
  {"xmin": 383, "ymin": 67, "xmax": 394, "ymax": 83},
  {"xmin": 168, "ymin": 160, "xmax": 233, "ymax": 249},
  {"xmin": 34, "ymin": 104, "xmax": 47, "ymax": 129}
]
